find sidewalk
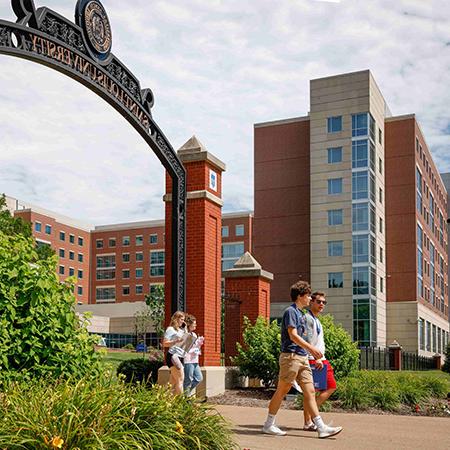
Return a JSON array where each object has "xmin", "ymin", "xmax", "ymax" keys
[{"xmin": 215, "ymin": 405, "xmax": 450, "ymax": 450}]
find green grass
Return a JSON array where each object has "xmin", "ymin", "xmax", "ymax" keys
[
  {"xmin": 101, "ymin": 350, "xmax": 149, "ymax": 371},
  {"xmin": 400, "ymin": 370, "xmax": 450, "ymax": 390}
]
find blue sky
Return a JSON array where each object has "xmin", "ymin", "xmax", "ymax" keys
[{"xmin": 0, "ymin": 0, "xmax": 449, "ymax": 224}]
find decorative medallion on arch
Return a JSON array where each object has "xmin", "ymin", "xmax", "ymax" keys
[{"xmin": 0, "ymin": 0, "xmax": 186, "ymax": 313}]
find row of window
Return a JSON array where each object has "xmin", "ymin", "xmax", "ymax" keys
[
  {"xmin": 96, "ymin": 267, "xmax": 165, "ymax": 280},
  {"xmin": 327, "ymin": 269, "xmax": 383, "ymax": 295},
  {"xmin": 59, "ymin": 266, "xmax": 84, "ymax": 279},
  {"xmin": 96, "ymin": 234, "xmax": 159, "ymax": 249},
  {"xmin": 327, "ymin": 113, "xmax": 382, "ymax": 144},
  {"xmin": 96, "ymin": 284, "xmax": 163, "ymax": 301},
  {"xmin": 221, "ymin": 224, "xmax": 245, "ymax": 238},
  {"xmin": 418, "ymin": 318, "xmax": 449, "ymax": 354},
  {"xmin": 59, "ymin": 249, "xmax": 84, "ymax": 262},
  {"xmin": 35, "ymin": 222, "xmax": 84, "ymax": 245},
  {"xmin": 327, "ymin": 206, "xmax": 383, "ymax": 233}
]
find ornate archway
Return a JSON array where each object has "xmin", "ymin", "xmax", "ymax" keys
[{"xmin": 0, "ymin": 0, "xmax": 186, "ymax": 312}]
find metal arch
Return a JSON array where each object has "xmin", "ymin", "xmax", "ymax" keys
[{"xmin": 0, "ymin": 1, "xmax": 186, "ymax": 313}]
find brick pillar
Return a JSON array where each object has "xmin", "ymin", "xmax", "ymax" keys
[
  {"xmin": 388, "ymin": 340, "xmax": 402, "ymax": 370},
  {"xmin": 164, "ymin": 136, "xmax": 225, "ymax": 366},
  {"xmin": 223, "ymin": 252, "xmax": 273, "ymax": 366}
]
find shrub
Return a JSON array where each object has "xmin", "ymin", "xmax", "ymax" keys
[
  {"xmin": 233, "ymin": 316, "xmax": 280, "ymax": 387},
  {"xmin": 336, "ymin": 375, "xmax": 370, "ymax": 410},
  {"xmin": 442, "ymin": 341, "xmax": 450, "ymax": 374},
  {"xmin": 122, "ymin": 343, "xmax": 135, "ymax": 350},
  {"xmin": 117, "ymin": 357, "xmax": 164, "ymax": 384},
  {"xmin": 0, "ymin": 376, "xmax": 237, "ymax": 449},
  {"xmin": 419, "ymin": 375, "xmax": 448, "ymax": 398},
  {"xmin": 320, "ymin": 314, "xmax": 360, "ymax": 380},
  {"xmin": 396, "ymin": 374, "xmax": 428, "ymax": 405},
  {"xmin": 370, "ymin": 384, "xmax": 400, "ymax": 411}
]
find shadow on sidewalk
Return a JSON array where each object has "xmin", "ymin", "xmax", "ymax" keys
[{"xmin": 232, "ymin": 424, "xmax": 318, "ymax": 439}]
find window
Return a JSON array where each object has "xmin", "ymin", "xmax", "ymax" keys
[
  {"xmin": 378, "ymin": 157, "xmax": 382, "ymax": 174},
  {"xmin": 221, "ymin": 226, "xmax": 229, "ymax": 238},
  {"xmin": 122, "ymin": 269, "xmax": 130, "ymax": 279},
  {"xmin": 353, "ymin": 235, "xmax": 369, "ymax": 263},
  {"xmin": 96, "ymin": 255, "xmax": 115, "ymax": 268},
  {"xmin": 109, "ymin": 238, "xmax": 116, "ymax": 247},
  {"xmin": 136, "ymin": 285, "xmax": 143, "ymax": 295},
  {"xmin": 45, "ymin": 225, "xmax": 52, "ymax": 235},
  {"xmin": 328, "ymin": 178, "xmax": 343, "ymax": 195},
  {"xmin": 235, "ymin": 224, "xmax": 245, "ymax": 236},
  {"xmin": 78, "ymin": 237, "xmax": 83, "ymax": 246},
  {"xmin": 69, "ymin": 268, "xmax": 75, "ymax": 276},
  {"xmin": 123, "ymin": 286, "xmax": 130, "ymax": 296},
  {"xmin": 77, "ymin": 286, "xmax": 83, "ymax": 296},
  {"xmin": 59, "ymin": 265, "xmax": 65, "ymax": 275},
  {"xmin": 96, "ymin": 239, "xmax": 104, "ymax": 249},
  {"xmin": 327, "ymin": 147, "xmax": 342, "ymax": 164},
  {"xmin": 432, "ymin": 325, "xmax": 437, "ymax": 352},
  {"xmin": 150, "ymin": 234, "xmax": 158, "ymax": 244},
  {"xmin": 352, "ymin": 171, "xmax": 368, "ymax": 200},
  {"xmin": 150, "ymin": 251, "xmax": 165, "ymax": 276},
  {"xmin": 426, "ymin": 321, "xmax": 431, "ymax": 351},
  {"xmin": 96, "ymin": 270, "xmax": 115, "ymax": 280},
  {"xmin": 353, "ymin": 267, "xmax": 369, "ymax": 295},
  {"xmin": 69, "ymin": 251, "xmax": 74, "ymax": 260},
  {"xmin": 122, "ymin": 236, "xmax": 130, "ymax": 246},
  {"xmin": 69, "ymin": 234, "xmax": 75, "ymax": 244},
  {"xmin": 136, "ymin": 235, "xmax": 143, "ymax": 246},
  {"xmin": 35, "ymin": 222, "xmax": 42, "ymax": 232},
  {"xmin": 379, "ymin": 188, "xmax": 383, "ymax": 204},
  {"xmin": 328, "ymin": 209, "xmax": 343, "ymax": 226},
  {"xmin": 352, "ymin": 140, "xmax": 368, "ymax": 168},
  {"xmin": 327, "ymin": 116, "xmax": 342, "ymax": 133},
  {"xmin": 328, "ymin": 241, "xmax": 343, "ymax": 257},
  {"xmin": 96, "ymin": 287, "xmax": 115, "ymax": 302},
  {"xmin": 59, "ymin": 231, "xmax": 65, "ymax": 241},
  {"xmin": 380, "ymin": 247, "xmax": 383, "ymax": 263},
  {"xmin": 78, "ymin": 253, "xmax": 83, "ymax": 263},
  {"xmin": 419, "ymin": 318, "xmax": 425, "ymax": 351},
  {"xmin": 77, "ymin": 270, "xmax": 83, "ymax": 279},
  {"xmin": 59, "ymin": 249, "xmax": 65, "ymax": 258},
  {"xmin": 136, "ymin": 252, "xmax": 144, "ymax": 262},
  {"xmin": 352, "ymin": 203, "xmax": 369, "ymax": 232},
  {"xmin": 122, "ymin": 253, "xmax": 130, "ymax": 263},
  {"xmin": 136, "ymin": 268, "xmax": 143, "ymax": 278},
  {"xmin": 378, "ymin": 128, "xmax": 382, "ymax": 145},
  {"xmin": 221, "ymin": 242, "xmax": 245, "ymax": 271},
  {"xmin": 352, "ymin": 113, "xmax": 368, "ymax": 137},
  {"xmin": 380, "ymin": 277, "xmax": 384, "ymax": 293},
  {"xmin": 328, "ymin": 272, "xmax": 343, "ymax": 288}
]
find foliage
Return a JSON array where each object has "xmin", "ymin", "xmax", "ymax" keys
[
  {"xmin": 295, "ymin": 394, "xmax": 332, "ymax": 412},
  {"xmin": 337, "ymin": 375, "xmax": 371, "ymax": 409},
  {"xmin": 122, "ymin": 343, "xmax": 135, "ymax": 350},
  {"xmin": 117, "ymin": 357, "xmax": 164, "ymax": 384},
  {"xmin": 442, "ymin": 341, "xmax": 450, "ymax": 374},
  {"xmin": 233, "ymin": 316, "xmax": 280, "ymax": 387},
  {"xmin": 320, "ymin": 314, "xmax": 360, "ymax": 380},
  {"xmin": 145, "ymin": 284, "xmax": 165, "ymax": 343},
  {"xmin": 0, "ymin": 225, "xmax": 101, "ymax": 384},
  {"xmin": 0, "ymin": 376, "xmax": 238, "ymax": 450}
]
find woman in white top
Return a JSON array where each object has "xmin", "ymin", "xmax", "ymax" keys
[
  {"xmin": 163, "ymin": 311, "xmax": 186, "ymax": 394},
  {"xmin": 183, "ymin": 314, "xmax": 204, "ymax": 396}
]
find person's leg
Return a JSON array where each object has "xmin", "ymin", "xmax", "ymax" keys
[
  {"xmin": 183, "ymin": 363, "xmax": 194, "ymax": 393},
  {"xmin": 268, "ymin": 379, "xmax": 292, "ymax": 415},
  {"xmin": 316, "ymin": 388, "xmax": 336, "ymax": 408},
  {"xmin": 172, "ymin": 366, "xmax": 184, "ymax": 395},
  {"xmin": 191, "ymin": 363, "xmax": 203, "ymax": 390}
]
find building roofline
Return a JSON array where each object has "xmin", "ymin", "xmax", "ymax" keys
[
  {"xmin": 94, "ymin": 219, "xmax": 165, "ymax": 232},
  {"xmin": 222, "ymin": 210, "xmax": 254, "ymax": 219},
  {"xmin": 254, "ymin": 115, "xmax": 309, "ymax": 128},
  {"xmin": 385, "ymin": 113, "xmax": 416, "ymax": 123},
  {"xmin": 311, "ymin": 69, "xmax": 370, "ymax": 83}
]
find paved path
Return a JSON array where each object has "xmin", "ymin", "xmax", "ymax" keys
[{"xmin": 215, "ymin": 405, "xmax": 450, "ymax": 450}]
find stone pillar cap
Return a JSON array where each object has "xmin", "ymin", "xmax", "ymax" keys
[
  {"xmin": 223, "ymin": 252, "xmax": 273, "ymax": 281},
  {"xmin": 388, "ymin": 340, "xmax": 402, "ymax": 348},
  {"xmin": 177, "ymin": 135, "xmax": 226, "ymax": 171}
]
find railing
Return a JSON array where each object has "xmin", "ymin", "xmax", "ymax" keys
[{"xmin": 402, "ymin": 351, "xmax": 435, "ymax": 370}]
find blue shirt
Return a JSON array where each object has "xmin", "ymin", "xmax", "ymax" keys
[{"xmin": 280, "ymin": 304, "xmax": 308, "ymax": 356}]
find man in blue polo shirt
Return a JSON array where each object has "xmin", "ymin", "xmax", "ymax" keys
[{"xmin": 262, "ymin": 280, "xmax": 343, "ymax": 439}]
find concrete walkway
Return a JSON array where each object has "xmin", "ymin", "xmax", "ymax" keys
[{"xmin": 215, "ymin": 405, "xmax": 450, "ymax": 450}]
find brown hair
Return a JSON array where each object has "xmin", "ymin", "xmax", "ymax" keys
[
  {"xmin": 311, "ymin": 291, "xmax": 326, "ymax": 302},
  {"xmin": 185, "ymin": 314, "xmax": 197, "ymax": 329},
  {"xmin": 290, "ymin": 280, "xmax": 311, "ymax": 302},
  {"xmin": 169, "ymin": 311, "xmax": 185, "ymax": 330}
]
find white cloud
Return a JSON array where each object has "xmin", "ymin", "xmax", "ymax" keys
[{"xmin": 0, "ymin": 0, "xmax": 449, "ymax": 225}]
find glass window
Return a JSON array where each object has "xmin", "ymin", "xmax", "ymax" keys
[
  {"xmin": 353, "ymin": 267, "xmax": 369, "ymax": 295},
  {"xmin": 45, "ymin": 225, "xmax": 52, "ymax": 235},
  {"xmin": 327, "ymin": 147, "xmax": 342, "ymax": 164},
  {"xmin": 96, "ymin": 269, "xmax": 115, "ymax": 280},
  {"xmin": 379, "ymin": 217, "xmax": 383, "ymax": 233},
  {"xmin": 69, "ymin": 268, "xmax": 75, "ymax": 276},
  {"xmin": 432, "ymin": 325, "xmax": 437, "ymax": 352},
  {"xmin": 123, "ymin": 286, "xmax": 130, "ymax": 295},
  {"xmin": 136, "ymin": 268, "xmax": 143, "ymax": 278},
  {"xmin": 379, "ymin": 188, "xmax": 383, "ymax": 204},
  {"xmin": 96, "ymin": 255, "xmax": 115, "ymax": 268},
  {"xmin": 59, "ymin": 249, "xmax": 65, "ymax": 258},
  {"xmin": 69, "ymin": 251, "xmax": 74, "ymax": 260},
  {"xmin": 59, "ymin": 265, "xmax": 65, "ymax": 275},
  {"xmin": 352, "ymin": 140, "xmax": 368, "ymax": 168},
  {"xmin": 353, "ymin": 235, "xmax": 369, "ymax": 263},
  {"xmin": 328, "ymin": 241, "xmax": 343, "ymax": 257},
  {"xmin": 150, "ymin": 234, "xmax": 158, "ymax": 244},
  {"xmin": 109, "ymin": 238, "xmax": 116, "ymax": 247},
  {"xmin": 419, "ymin": 318, "xmax": 425, "ymax": 351},
  {"xmin": 426, "ymin": 321, "xmax": 431, "ymax": 351},
  {"xmin": 78, "ymin": 237, "xmax": 83, "ymax": 246},
  {"xmin": 136, "ymin": 285, "xmax": 143, "ymax": 295},
  {"xmin": 221, "ymin": 226, "xmax": 229, "ymax": 238},
  {"xmin": 96, "ymin": 287, "xmax": 115, "ymax": 302},
  {"xmin": 96, "ymin": 239, "xmax": 103, "ymax": 249},
  {"xmin": 77, "ymin": 286, "xmax": 83, "ymax": 296},
  {"xmin": 77, "ymin": 270, "xmax": 83, "ymax": 279},
  {"xmin": 136, "ymin": 235, "xmax": 143, "ymax": 246},
  {"xmin": 352, "ymin": 113, "xmax": 368, "ymax": 137},
  {"xmin": 136, "ymin": 252, "xmax": 144, "ymax": 262},
  {"xmin": 378, "ymin": 157, "xmax": 382, "ymax": 174},
  {"xmin": 122, "ymin": 253, "xmax": 130, "ymax": 263},
  {"xmin": 328, "ymin": 178, "xmax": 343, "ymax": 195},
  {"xmin": 222, "ymin": 242, "xmax": 245, "ymax": 271},
  {"xmin": 122, "ymin": 236, "xmax": 130, "ymax": 246},
  {"xmin": 59, "ymin": 231, "xmax": 65, "ymax": 241},
  {"xmin": 235, "ymin": 224, "xmax": 245, "ymax": 236},
  {"xmin": 328, "ymin": 209, "xmax": 343, "ymax": 226},
  {"xmin": 69, "ymin": 234, "xmax": 75, "ymax": 244},
  {"xmin": 352, "ymin": 171, "xmax": 368, "ymax": 200},
  {"xmin": 122, "ymin": 269, "xmax": 130, "ymax": 279},
  {"xmin": 35, "ymin": 222, "xmax": 42, "ymax": 232},
  {"xmin": 78, "ymin": 253, "xmax": 83, "ymax": 263},
  {"xmin": 378, "ymin": 128, "xmax": 382, "ymax": 145},
  {"xmin": 380, "ymin": 247, "xmax": 383, "ymax": 263},
  {"xmin": 150, "ymin": 251, "xmax": 165, "ymax": 276},
  {"xmin": 327, "ymin": 116, "xmax": 342, "ymax": 133},
  {"xmin": 352, "ymin": 203, "xmax": 369, "ymax": 232},
  {"xmin": 328, "ymin": 272, "xmax": 343, "ymax": 288}
]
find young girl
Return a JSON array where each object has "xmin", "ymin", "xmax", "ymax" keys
[
  {"xmin": 183, "ymin": 314, "xmax": 204, "ymax": 397},
  {"xmin": 163, "ymin": 311, "xmax": 186, "ymax": 394}
]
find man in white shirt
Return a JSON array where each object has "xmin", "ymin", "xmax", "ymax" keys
[{"xmin": 303, "ymin": 291, "xmax": 337, "ymax": 431}]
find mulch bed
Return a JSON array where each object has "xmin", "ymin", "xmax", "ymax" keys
[{"xmin": 209, "ymin": 388, "xmax": 450, "ymax": 418}]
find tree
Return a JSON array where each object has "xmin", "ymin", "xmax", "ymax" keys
[{"xmin": 144, "ymin": 284, "xmax": 165, "ymax": 348}]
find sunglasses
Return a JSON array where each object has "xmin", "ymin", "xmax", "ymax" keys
[{"xmin": 315, "ymin": 299, "xmax": 327, "ymax": 305}]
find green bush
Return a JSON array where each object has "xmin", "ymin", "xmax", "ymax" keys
[
  {"xmin": 395, "ymin": 374, "xmax": 428, "ymax": 405},
  {"xmin": 0, "ymin": 228, "xmax": 101, "ymax": 384},
  {"xmin": 122, "ymin": 343, "xmax": 135, "ymax": 350},
  {"xmin": 370, "ymin": 384, "xmax": 400, "ymax": 411},
  {"xmin": 320, "ymin": 314, "xmax": 360, "ymax": 380},
  {"xmin": 442, "ymin": 342, "xmax": 450, "ymax": 374},
  {"xmin": 117, "ymin": 357, "xmax": 164, "ymax": 384},
  {"xmin": 0, "ymin": 376, "xmax": 237, "ymax": 449},
  {"xmin": 233, "ymin": 316, "xmax": 280, "ymax": 387},
  {"xmin": 419, "ymin": 375, "xmax": 448, "ymax": 398},
  {"xmin": 336, "ymin": 375, "xmax": 370, "ymax": 409}
]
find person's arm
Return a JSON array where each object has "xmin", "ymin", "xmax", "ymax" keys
[
  {"xmin": 288, "ymin": 326, "xmax": 323, "ymax": 360},
  {"xmin": 162, "ymin": 328, "xmax": 183, "ymax": 348}
]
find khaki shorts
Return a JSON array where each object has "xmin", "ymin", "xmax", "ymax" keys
[{"xmin": 279, "ymin": 352, "xmax": 313, "ymax": 386}]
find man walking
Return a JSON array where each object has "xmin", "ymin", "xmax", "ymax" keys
[
  {"xmin": 262, "ymin": 280, "xmax": 342, "ymax": 439},
  {"xmin": 303, "ymin": 291, "xmax": 337, "ymax": 431}
]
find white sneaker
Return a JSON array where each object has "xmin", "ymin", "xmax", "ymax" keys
[
  {"xmin": 262, "ymin": 424, "xmax": 287, "ymax": 436},
  {"xmin": 318, "ymin": 425, "xmax": 343, "ymax": 439}
]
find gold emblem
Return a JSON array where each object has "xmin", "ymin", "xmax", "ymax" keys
[{"xmin": 84, "ymin": 1, "xmax": 111, "ymax": 55}]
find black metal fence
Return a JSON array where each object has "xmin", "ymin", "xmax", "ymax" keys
[{"xmin": 359, "ymin": 347, "xmax": 437, "ymax": 371}]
